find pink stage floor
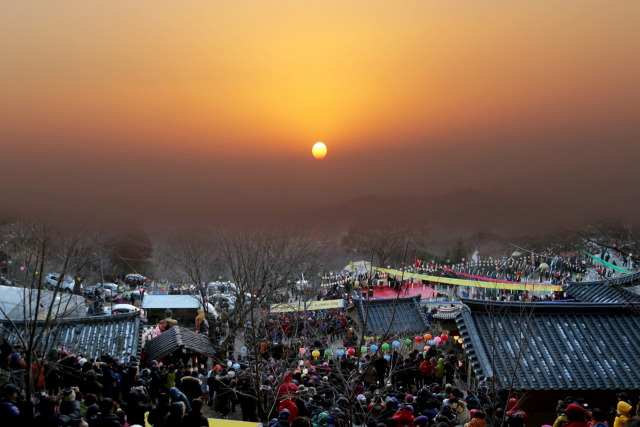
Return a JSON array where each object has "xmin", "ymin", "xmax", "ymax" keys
[{"xmin": 369, "ymin": 284, "xmax": 437, "ymax": 299}]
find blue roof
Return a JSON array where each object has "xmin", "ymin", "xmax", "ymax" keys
[
  {"xmin": 355, "ymin": 296, "xmax": 430, "ymax": 335},
  {"xmin": 563, "ymin": 283, "xmax": 640, "ymax": 304},
  {"xmin": 456, "ymin": 299, "xmax": 640, "ymax": 391}
]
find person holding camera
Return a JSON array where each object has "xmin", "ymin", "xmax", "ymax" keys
[{"xmin": 33, "ymin": 388, "xmax": 88, "ymax": 427}]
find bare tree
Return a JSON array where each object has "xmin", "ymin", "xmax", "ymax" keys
[
  {"xmin": 341, "ymin": 223, "xmax": 428, "ymax": 268},
  {"xmin": 0, "ymin": 217, "xmax": 88, "ymax": 415}
]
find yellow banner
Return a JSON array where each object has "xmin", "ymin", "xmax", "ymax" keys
[
  {"xmin": 146, "ymin": 413, "xmax": 261, "ymax": 427},
  {"xmin": 370, "ymin": 267, "xmax": 562, "ymax": 292},
  {"xmin": 270, "ymin": 299, "xmax": 345, "ymax": 313}
]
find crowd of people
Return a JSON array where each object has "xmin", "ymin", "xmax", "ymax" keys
[
  {"xmin": 3, "ymin": 334, "xmax": 638, "ymax": 427},
  {"xmin": 247, "ymin": 309, "xmax": 360, "ymax": 353},
  {"xmin": 1, "ymin": 244, "xmax": 639, "ymax": 426},
  {"xmin": 409, "ymin": 255, "xmax": 592, "ymax": 285}
]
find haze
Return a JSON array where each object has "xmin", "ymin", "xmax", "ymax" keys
[{"xmin": 2, "ymin": 1, "xmax": 640, "ymax": 230}]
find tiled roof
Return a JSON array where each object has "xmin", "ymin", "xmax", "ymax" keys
[
  {"xmin": 354, "ymin": 296, "xmax": 429, "ymax": 335},
  {"xmin": 0, "ymin": 312, "xmax": 142, "ymax": 362},
  {"xmin": 563, "ymin": 283, "xmax": 640, "ymax": 304},
  {"xmin": 567, "ymin": 270, "xmax": 640, "ymax": 287},
  {"xmin": 456, "ymin": 299, "xmax": 640, "ymax": 391},
  {"xmin": 144, "ymin": 326, "xmax": 217, "ymax": 361}
]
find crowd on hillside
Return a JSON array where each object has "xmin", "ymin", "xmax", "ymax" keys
[{"xmin": 409, "ymin": 256, "xmax": 591, "ymax": 284}]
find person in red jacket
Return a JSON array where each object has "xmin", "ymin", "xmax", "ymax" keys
[
  {"xmin": 283, "ymin": 319, "xmax": 291, "ymax": 336},
  {"xmin": 31, "ymin": 361, "xmax": 46, "ymax": 390},
  {"xmin": 565, "ymin": 404, "xmax": 590, "ymax": 427},
  {"xmin": 279, "ymin": 398, "xmax": 299, "ymax": 421},
  {"xmin": 506, "ymin": 398, "xmax": 528, "ymax": 425},
  {"xmin": 275, "ymin": 374, "xmax": 298, "ymax": 402},
  {"xmin": 392, "ymin": 404, "xmax": 416, "ymax": 427}
]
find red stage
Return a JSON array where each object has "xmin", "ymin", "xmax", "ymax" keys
[{"xmin": 369, "ymin": 284, "xmax": 437, "ymax": 299}]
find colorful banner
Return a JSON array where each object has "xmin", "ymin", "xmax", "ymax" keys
[
  {"xmin": 270, "ymin": 299, "xmax": 345, "ymax": 313},
  {"xmin": 421, "ymin": 261, "xmax": 527, "ymax": 285},
  {"xmin": 370, "ymin": 266, "xmax": 562, "ymax": 292},
  {"xmin": 584, "ymin": 251, "xmax": 631, "ymax": 274}
]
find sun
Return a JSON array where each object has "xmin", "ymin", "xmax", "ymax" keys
[{"xmin": 312, "ymin": 142, "xmax": 327, "ymax": 159}]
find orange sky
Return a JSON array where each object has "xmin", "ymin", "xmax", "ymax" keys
[{"xmin": 1, "ymin": 1, "xmax": 640, "ymax": 225}]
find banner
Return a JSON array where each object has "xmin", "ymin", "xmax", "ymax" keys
[
  {"xmin": 370, "ymin": 266, "xmax": 562, "ymax": 292},
  {"xmin": 270, "ymin": 299, "xmax": 345, "ymax": 313},
  {"xmin": 584, "ymin": 251, "xmax": 631, "ymax": 274}
]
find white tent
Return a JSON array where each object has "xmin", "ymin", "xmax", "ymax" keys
[
  {"xmin": 0, "ymin": 285, "xmax": 86, "ymax": 320},
  {"xmin": 343, "ymin": 261, "xmax": 371, "ymax": 274},
  {"xmin": 141, "ymin": 294, "xmax": 215, "ymax": 314}
]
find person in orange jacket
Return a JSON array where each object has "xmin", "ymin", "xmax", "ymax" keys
[{"xmin": 465, "ymin": 410, "xmax": 488, "ymax": 427}]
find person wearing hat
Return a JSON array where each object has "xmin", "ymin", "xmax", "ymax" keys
[
  {"xmin": 354, "ymin": 394, "xmax": 367, "ymax": 412},
  {"xmin": 296, "ymin": 385, "xmax": 309, "ymax": 400},
  {"xmin": 180, "ymin": 373, "xmax": 202, "ymax": 403},
  {"xmin": 310, "ymin": 411, "xmax": 327, "ymax": 427},
  {"xmin": 280, "ymin": 398, "xmax": 299, "ymax": 421},
  {"xmin": 393, "ymin": 403, "xmax": 416, "ymax": 427},
  {"xmin": 169, "ymin": 387, "xmax": 191, "ymax": 412},
  {"xmin": 506, "ymin": 398, "xmax": 528, "ymax": 425},
  {"xmin": 276, "ymin": 373, "xmax": 299, "ymax": 402},
  {"xmin": 613, "ymin": 400, "xmax": 632, "ymax": 427},
  {"xmin": 465, "ymin": 410, "xmax": 488, "ymax": 427},
  {"xmin": 564, "ymin": 404, "xmax": 590, "ymax": 427},
  {"xmin": 616, "ymin": 392, "xmax": 631, "ymax": 406},
  {"xmin": 414, "ymin": 415, "xmax": 430, "ymax": 427},
  {"xmin": 0, "ymin": 383, "xmax": 22, "ymax": 426},
  {"xmin": 323, "ymin": 413, "xmax": 336, "ymax": 427},
  {"xmin": 451, "ymin": 397, "xmax": 471, "ymax": 426},
  {"xmin": 278, "ymin": 408, "xmax": 292, "ymax": 427}
]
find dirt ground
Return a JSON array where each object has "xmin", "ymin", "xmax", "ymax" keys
[{"xmin": 202, "ymin": 401, "xmax": 245, "ymax": 421}]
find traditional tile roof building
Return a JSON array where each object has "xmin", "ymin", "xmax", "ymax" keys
[
  {"xmin": 354, "ymin": 296, "xmax": 429, "ymax": 335},
  {"xmin": 144, "ymin": 326, "xmax": 217, "ymax": 362},
  {"xmin": 456, "ymin": 299, "xmax": 640, "ymax": 391},
  {"xmin": 563, "ymin": 283, "xmax": 640, "ymax": 304},
  {"xmin": 0, "ymin": 312, "xmax": 142, "ymax": 362},
  {"xmin": 567, "ymin": 270, "xmax": 640, "ymax": 287}
]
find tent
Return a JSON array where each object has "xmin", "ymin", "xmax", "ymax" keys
[
  {"xmin": 0, "ymin": 285, "xmax": 86, "ymax": 320},
  {"xmin": 142, "ymin": 294, "xmax": 216, "ymax": 324}
]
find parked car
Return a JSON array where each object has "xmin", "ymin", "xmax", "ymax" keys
[
  {"xmin": 208, "ymin": 294, "xmax": 235, "ymax": 310},
  {"xmin": 44, "ymin": 274, "xmax": 82, "ymax": 293},
  {"xmin": 207, "ymin": 281, "xmax": 237, "ymax": 296},
  {"xmin": 102, "ymin": 283, "xmax": 119, "ymax": 293},
  {"xmin": 84, "ymin": 283, "xmax": 117, "ymax": 300},
  {"xmin": 110, "ymin": 304, "xmax": 143, "ymax": 317}
]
